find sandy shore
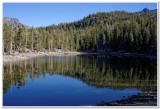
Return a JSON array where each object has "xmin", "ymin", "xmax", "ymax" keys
[{"xmin": 3, "ymin": 51, "xmax": 90, "ymax": 63}]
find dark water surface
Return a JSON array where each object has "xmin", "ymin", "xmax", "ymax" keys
[{"xmin": 3, "ymin": 55, "xmax": 157, "ymax": 106}]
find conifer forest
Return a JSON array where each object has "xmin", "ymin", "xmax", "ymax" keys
[{"xmin": 3, "ymin": 10, "xmax": 157, "ymax": 55}]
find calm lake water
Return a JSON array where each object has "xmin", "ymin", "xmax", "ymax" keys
[{"xmin": 3, "ymin": 55, "xmax": 157, "ymax": 106}]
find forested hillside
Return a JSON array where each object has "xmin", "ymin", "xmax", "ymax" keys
[{"xmin": 3, "ymin": 8, "xmax": 157, "ymax": 55}]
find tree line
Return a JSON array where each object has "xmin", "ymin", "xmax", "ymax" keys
[{"xmin": 3, "ymin": 11, "xmax": 157, "ymax": 55}]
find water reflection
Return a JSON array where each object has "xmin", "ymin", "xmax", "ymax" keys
[{"xmin": 3, "ymin": 55, "xmax": 157, "ymax": 94}]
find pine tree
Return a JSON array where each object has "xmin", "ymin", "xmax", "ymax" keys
[{"xmin": 3, "ymin": 24, "xmax": 11, "ymax": 54}]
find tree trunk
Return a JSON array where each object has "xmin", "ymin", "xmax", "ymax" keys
[
  {"xmin": 31, "ymin": 29, "xmax": 33, "ymax": 51},
  {"xmin": 10, "ymin": 26, "xmax": 13, "ymax": 55},
  {"xmin": 25, "ymin": 28, "xmax": 28, "ymax": 52}
]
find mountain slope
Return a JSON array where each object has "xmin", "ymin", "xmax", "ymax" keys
[
  {"xmin": 3, "ymin": 8, "xmax": 157, "ymax": 29},
  {"xmin": 3, "ymin": 17, "xmax": 26, "ymax": 28},
  {"xmin": 137, "ymin": 8, "xmax": 157, "ymax": 13},
  {"xmin": 46, "ymin": 8, "xmax": 157, "ymax": 30}
]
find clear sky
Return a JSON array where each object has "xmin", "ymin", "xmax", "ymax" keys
[{"xmin": 3, "ymin": 3, "xmax": 157, "ymax": 27}]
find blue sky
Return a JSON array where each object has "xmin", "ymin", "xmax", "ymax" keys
[{"xmin": 3, "ymin": 3, "xmax": 157, "ymax": 27}]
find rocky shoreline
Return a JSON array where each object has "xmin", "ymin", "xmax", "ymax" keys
[
  {"xmin": 97, "ymin": 89, "xmax": 157, "ymax": 106},
  {"xmin": 3, "ymin": 51, "xmax": 156, "ymax": 63},
  {"xmin": 3, "ymin": 51, "xmax": 93, "ymax": 63},
  {"xmin": 97, "ymin": 51, "xmax": 157, "ymax": 59}
]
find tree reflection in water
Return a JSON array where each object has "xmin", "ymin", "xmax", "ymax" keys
[{"xmin": 3, "ymin": 55, "xmax": 157, "ymax": 93}]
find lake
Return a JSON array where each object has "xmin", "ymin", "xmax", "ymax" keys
[{"xmin": 3, "ymin": 55, "xmax": 157, "ymax": 106}]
